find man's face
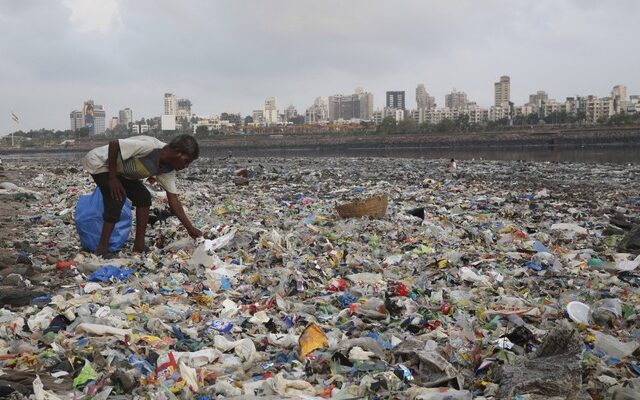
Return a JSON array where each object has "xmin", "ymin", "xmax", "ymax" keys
[{"xmin": 174, "ymin": 151, "xmax": 194, "ymax": 171}]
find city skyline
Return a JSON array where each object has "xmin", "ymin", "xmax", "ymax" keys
[{"xmin": 1, "ymin": 0, "xmax": 640, "ymax": 133}]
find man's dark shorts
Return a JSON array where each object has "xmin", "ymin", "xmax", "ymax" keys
[{"xmin": 92, "ymin": 173, "xmax": 151, "ymax": 222}]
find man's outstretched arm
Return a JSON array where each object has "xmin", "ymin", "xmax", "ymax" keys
[{"xmin": 166, "ymin": 192, "xmax": 202, "ymax": 238}]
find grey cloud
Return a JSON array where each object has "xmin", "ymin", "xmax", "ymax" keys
[{"xmin": 1, "ymin": 0, "xmax": 639, "ymax": 133}]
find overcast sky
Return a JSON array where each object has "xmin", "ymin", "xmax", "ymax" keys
[{"xmin": 1, "ymin": 0, "xmax": 639, "ymax": 134}]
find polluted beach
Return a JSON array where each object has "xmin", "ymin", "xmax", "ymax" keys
[
  {"xmin": 3, "ymin": 1, "xmax": 640, "ymax": 398},
  {"xmin": 0, "ymin": 154, "xmax": 639, "ymax": 399}
]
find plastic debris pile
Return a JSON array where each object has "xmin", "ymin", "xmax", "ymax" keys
[{"xmin": 0, "ymin": 156, "xmax": 639, "ymax": 399}]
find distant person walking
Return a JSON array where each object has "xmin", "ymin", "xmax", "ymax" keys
[{"xmin": 81, "ymin": 134, "xmax": 203, "ymax": 256}]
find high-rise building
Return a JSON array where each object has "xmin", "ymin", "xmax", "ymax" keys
[
  {"xmin": 109, "ymin": 117, "xmax": 119, "ymax": 129},
  {"xmin": 70, "ymin": 110, "xmax": 83, "ymax": 131},
  {"xmin": 252, "ymin": 110, "xmax": 265, "ymax": 125},
  {"xmin": 611, "ymin": 85, "xmax": 628, "ymax": 113},
  {"xmin": 353, "ymin": 87, "xmax": 374, "ymax": 120},
  {"xmin": 93, "ymin": 105, "xmax": 106, "ymax": 135},
  {"xmin": 264, "ymin": 97, "xmax": 279, "ymax": 125},
  {"xmin": 74, "ymin": 100, "xmax": 105, "ymax": 135},
  {"xmin": 445, "ymin": 90, "xmax": 468, "ymax": 109},
  {"xmin": 494, "ymin": 75, "xmax": 510, "ymax": 107},
  {"xmin": 164, "ymin": 93, "xmax": 177, "ymax": 115},
  {"xmin": 305, "ymin": 97, "xmax": 329, "ymax": 124},
  {"xmin": 612, "ymin": 85, "xmax": 628, "ymax": 102},
  {"xmin": 118, "ymin": 108, "xmax": 132, "ymax": 127},
  {"xmin": 416, "ymin": 84, "xmax": 436, "ymax": 109},
  {"xmin": 528, "ymin": 91, "xmax": 549, "ymax": 108},
  {"xmin": 177, "ymin": 99, "xmax": 192, "ymax": 118},
  {"xmin": 328, "ymin": 94, "xmax": 361, "ymax": 121},
  {"xmin": 284, "ymin": 105, "xmax": 298, "ymax": 122},
  {"xmin": 386, "ymin": 91, "xmax": 405, "ymax": 110}
]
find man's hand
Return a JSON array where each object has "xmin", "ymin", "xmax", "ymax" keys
[
  {"xmin": 108, "ymin": 175, "xmax": 126, "ymax": 201},
  {"xmin": 187, "ymin": 226, "xmax": 203, "ymax": 239}
]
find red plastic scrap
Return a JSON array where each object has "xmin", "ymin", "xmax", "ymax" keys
[
  {"xmin": 327, "ymin": 278, "xmax": 347, "ymax": 292},
  {"xmin": 388, "ymin": 281, "xmax": 409, "ymax": 297},
  {"xmin": 56, "ymin": 260, "xmax": 79, "ymax": 269}
]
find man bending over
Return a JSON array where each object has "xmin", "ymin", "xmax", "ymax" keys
[{"xmin": 81, "ymin": 134, "xmax": 203, "ymax": 256}]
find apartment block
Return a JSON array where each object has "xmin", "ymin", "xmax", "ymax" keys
[
  {"xmin": 445, "ymin": 90, "xmax": 468, "ymax": 109},
  {"xmin": 264, "ymin": 97, "xmax": 279, "ymax": 125},
  {"xmin": 69, "ymin": 110, "xmax": 83, "ymax": 131},
  {"xmin": 494, "ymin": 75, "xmax": 510, "ymax": 107},
  {"xmin": 416, "ymin": 84, "xmax": 436, "ymax": 109},
  {"xmin": 164, "ymin": 93, "xmax": 177, "ymax": 115},
  {"xmin": 118, "ymin": 108, "xmax": 133, "ymax": 127},
  {"xmin": 305, "ymin": 97, "xmax": 329, "ymax": 124},
  {"xmin": 386, "ymin": 91, "xmax": 405, "ymax": 110}
]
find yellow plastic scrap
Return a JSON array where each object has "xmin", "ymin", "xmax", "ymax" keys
[
  {"xmin": 138, "ymin": 335, "xmax": 163, "ymax": 344},
  {"xmin": 194, "ymin": 294, "xmax": 213, "ymax": 306},
  {"xmin": 298, "ymin": 323, "xmax": 328, "ymax": 360},
  {"xmin": 240, "ymin": 249, "xmax": 254, "ymax": 264},
  {"xmin": 314, "ymin": 215, "xmax": 329, "ymax": 224},
  {"xmin": 499, "ymin": 226, "xmax": 515, "ymax": 234},
  {"xmin": 437, "ymin": 259, "xmax": 449, "ymax": 268},
  {"xmin": 174, "ymin": 250, "xmax": 191, "ymax": 261},
  {"xmin": 412, "ymin": 244, "xmax": 434, "ymax": 256},
  {"xmin": 329, "ymin": 250, "xmax": 344, "ymax": 267}
]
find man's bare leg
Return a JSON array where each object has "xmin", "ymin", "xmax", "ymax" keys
[
  {"xmin": 133, "ymin": 206, "xmax": 150, "ymax": 253},
  {"xmin": 96, "ymin": 221, "xmax": 116, "ymax": 256}
]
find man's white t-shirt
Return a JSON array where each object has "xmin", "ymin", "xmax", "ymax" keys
[{"xmin": 81, "ymin": 135, "xmax": 179, "ymax": 194}]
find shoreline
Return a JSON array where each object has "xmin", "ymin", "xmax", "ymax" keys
[{"xmin": 1, "ymin": 127, "xmax": 640, "ymax": 155}]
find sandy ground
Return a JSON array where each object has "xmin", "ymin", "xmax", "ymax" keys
[{"xmin": 0, "ymin": 165, "xmax": 38, "ymax": 269}]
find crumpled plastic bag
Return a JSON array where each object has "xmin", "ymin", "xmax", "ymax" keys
[
  {"xmin": 33, "ymin": 376, "xmax": 64, "ymax": 400},
  {"xmin": 263, "ymin": 372, "xmax": 316, "ymax": 397},
  {"xmin": 213, "ymin": 335, "xmax": 257, "ymax": 362},
  {"xmin": 88, "ymin": 265, "xmax": 134, "ymax": 282},
  {"xmin": 156, "ymin": 348, "xmax": 222, "ymax": 368}
]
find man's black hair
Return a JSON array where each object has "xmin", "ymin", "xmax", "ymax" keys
[{"xmin": 169, "ymin": 134, "xmax": 199, "ymax": 159}]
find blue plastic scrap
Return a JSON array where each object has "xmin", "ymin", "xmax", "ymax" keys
[
  {"xmin": 220, "ymin": 276, "xmax": 232, "ymax": 290},
  {"xmin": 209, "ymin": 319, "xmax": 233, "ymax": 334},
  {"xmin": 526, "ymin": 261, "xmax": 543, "ymax": 271},
  {"xmin": 533, "ymin": 241, "xmax": 551, "ymax": 253},
  {"xmin": 88, "ymin": 265, "xmax": 134, "ymax": 282}
]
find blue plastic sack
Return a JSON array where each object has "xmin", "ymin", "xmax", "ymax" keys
[{"xmin": 75, "ymin": 189, "xmax": 132, "ymax": 252}]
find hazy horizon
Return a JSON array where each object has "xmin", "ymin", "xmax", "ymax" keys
[{"xmin": 1, "ymin": 0, "xmax": 639, "ymax": 134}]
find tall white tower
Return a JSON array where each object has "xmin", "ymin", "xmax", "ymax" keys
[
  {"xmin": 264, "ymin": 97, "xmax": 279, "ymax": 125},
  {"xmin": 164, "ymin": 93, "xmax": 177, "ymax": 115},
  {"xmin": 494, "ymin": 75, "xmax": 511, "ymax": 107}
]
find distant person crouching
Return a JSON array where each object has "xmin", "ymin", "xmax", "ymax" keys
[
  {"xmin": 81, "ymin": 134, "xmax": 203, "ymax": 256},
  {"xmin": 447, "ymin": 158, "xmax": 457, "ymax": 171}
]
